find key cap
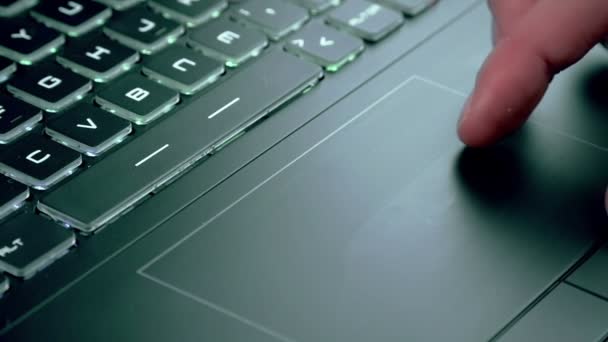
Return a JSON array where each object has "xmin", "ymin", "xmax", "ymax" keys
[
  {"xmin": 46, "ymin": 102, "xmax": 132, "ymax": 156},
  {"xmin": 188, "ymin": 17, "xmax": 267, "ymax": 67},
  {"xmin": 289, "ymin": 0, "xmax": 338, "ymax": 15},
  {"xmin": 0, "ymin": 19, "xmax": 65, "ymax": 64},
  {"xmin": 0, "ymin": 95, "xmax": 43, "ymax": 143},
  {"xmin": 327, "ymin": 0, "xmax": 403, "ymax": 42},
  {"xmin": 104, "ymin": 6, "xmax": 184, "ymax": 54},
  {"xmin": 0, "ymin": 175, "xmax": 28, "ymax": 219},
  {"xmin": 39, "ymin": 50, "xmax": 323, "ymax": 232},
  {"xmin": 285, "ymin": 23, "xmax": 364, "ymax": 72},
  {"xmin": 149, "ymin": 0, "xmax": 228, "ymax": 27},
  {"xmin": 7, "ymin": 64, "xmax": 92, "ymax": 112},
  {"xmin": 0, "ymin": 135, "xmax": 82, "ymax": 189},
  {"xmin": 0, "ymin": 213, "xmax": 75, "ymax": 279},
  {"xmin": 57, "ymin": 34, "xmax": 139, "ymax": 82},
  {"xmin": 499, "ymin": 285, "xmax": 608, "ymax": 342},
  {"xmin": 376, "ymin": 0, "xmax": 437, "ymax": 16},
  {"xmin": 0, "ymin": 273, "xmax": 8, "ymax": 296},
  {"xmin": 0, "ymin": 0, "xmax": 37, "ymax": 17},
  {"xmin": 95, "ymin": 73, "xmax": 179, "ymax": 125},
  {"xmin": 95, "ymin": 0, "xmax": 141, "ymax": 10},
  {"xmin": 0, "ymin": 55, "xmax": 16, "ymax": 82},
  {"xmin": 568, "ymin": 247, "xmax": 608, "ymax": 299},
  {"xmin": 232, "ymin": 0, "xmax": 308, "ymax": 40},
  {"xmin": 31, "ymin": 0, "xmax": 112, "ymax": 37},
  {"xmin": 142, "ymin": 45, "xmax": 224, "ymax": 94}
]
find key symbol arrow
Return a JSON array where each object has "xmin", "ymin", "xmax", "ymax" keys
[
  {"xmin": 77, "ymin": 118, "xmax": 97, "ymax": 129},
  {"xmin": 291, "ymin": 39, "xmax": 305, "ymax": 48},
  {"xmin": 319, "ymin": 36, "xmax": 334, "ymax": 47}
]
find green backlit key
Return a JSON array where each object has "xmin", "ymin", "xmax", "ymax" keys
[
  {"xmin": 0, "ymin": 134, "xmax": 82, "ymax": 190},
  {"xmin": 188, "ymin": 17, "xmax": 267, "ymax": 67},
  {"xmin": 103, "ymin": 6, "xmax": 184, "ymax": 54},
  {"xmin": 0, "ymin": 213, "xmax": 75, "ymax": 279},
  {"xmin": 57, "ymin": 34, "xmax": 139, "ymax": 82},
  {"xmin": 142, "ymin": 45, "xmax": 224, "ymax": 94},
  {"xmin": 0, "ymin": 19, "xmax": 64, "ymax": 64},
  {"xmin": 31, "ymin": 0, "xmax": 111, "ymax": 37},
  {"xmin": 45, "ymin": 102, "xmax": 132, "ymax": 156},
  {"xmin": 95, "ymin": 73, "xmax": 179, "ymax": 125},
  {"xmin": 285, "ymin": 22, "xmax": 364, "ymax": 72},
  {"xmin": 7, "ymin": 63, "xmax": 92, "ymax": 112}
]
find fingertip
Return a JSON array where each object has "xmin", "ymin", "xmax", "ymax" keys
[
  {"xmin": 458, "ymin": 102, "xmax": 488, "ymax": 147},
  {"xmin": 457, "ymin": 96, "xmax": 504, "ymax": 148},
  {"xmin": 457, "ymin": 115, "xmax": 494, "ymax": 148},
  {"xmin": 457, "ymin": 39, "xmax": 552, "ymax": 147}
]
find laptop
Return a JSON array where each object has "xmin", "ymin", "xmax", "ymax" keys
[{"xmin": 1, "ymin": 0, "xmax": 608, "ymax": 340}]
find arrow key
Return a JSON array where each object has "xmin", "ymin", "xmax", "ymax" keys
[
  {"xmin": 285, "ymin": 23, "xmax": 363, "ymax": 72},
  {"xmin": 46, "ymin": 103, "xmax": 132, "ymax": 156}
]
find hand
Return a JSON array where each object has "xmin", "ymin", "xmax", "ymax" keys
[{"xmin": 458, "ymin": 0, "xmax": 608, "ymax": 147}]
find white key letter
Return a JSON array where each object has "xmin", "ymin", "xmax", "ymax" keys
[
  {"xmin": 58, "ymin": 1, "xmax": 84, "ymax": 16},
  {"xmin": 217, "ymin": 31, "xmax": 240, "ymax": 45},
  {"xmin": 11, "ymin": 29, "xmax": 32, "ymax": 40},
  {"xmin": 178, "ymin": 0, "xmax": 200, "ymax": 5},
  {"xmin": 125, "ymin": 88, "xmax": 150, "ymax": 102},
  {"xmin": 172, "ymin": 58, "xmax": 196, "ymax": 72},
  {"xmin": 38, "ymin": 75, "xmax": 62, "ymax": 89},
  {"xmin": 26, "ymin": 150, "xmax": 51, "ymax": 164},
  {"xmin": 85, "ymin": 46, "xmax": 111, "ymax": 60},
  {"xmin": 138, "ymin": 18, "xmax": 156, "ymax": 33}
]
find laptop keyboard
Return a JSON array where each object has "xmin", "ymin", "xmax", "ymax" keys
[{"xmin": 0, "ymin": 0, "xmax": 437, "ymax": 289}]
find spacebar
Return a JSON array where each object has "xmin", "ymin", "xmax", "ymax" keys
[{"xmin": 39, "ymin": 51, "xmax": 323, "ymax": 233}]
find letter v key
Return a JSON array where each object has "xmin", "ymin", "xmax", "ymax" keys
[{"xmin": 77, "ymin": 118, "xmax": 97, "ymax": 129}]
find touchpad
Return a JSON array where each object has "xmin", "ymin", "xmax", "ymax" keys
[{"xmin": 140, "ymin": 79, "xmax": 606, "ymax": 341}]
